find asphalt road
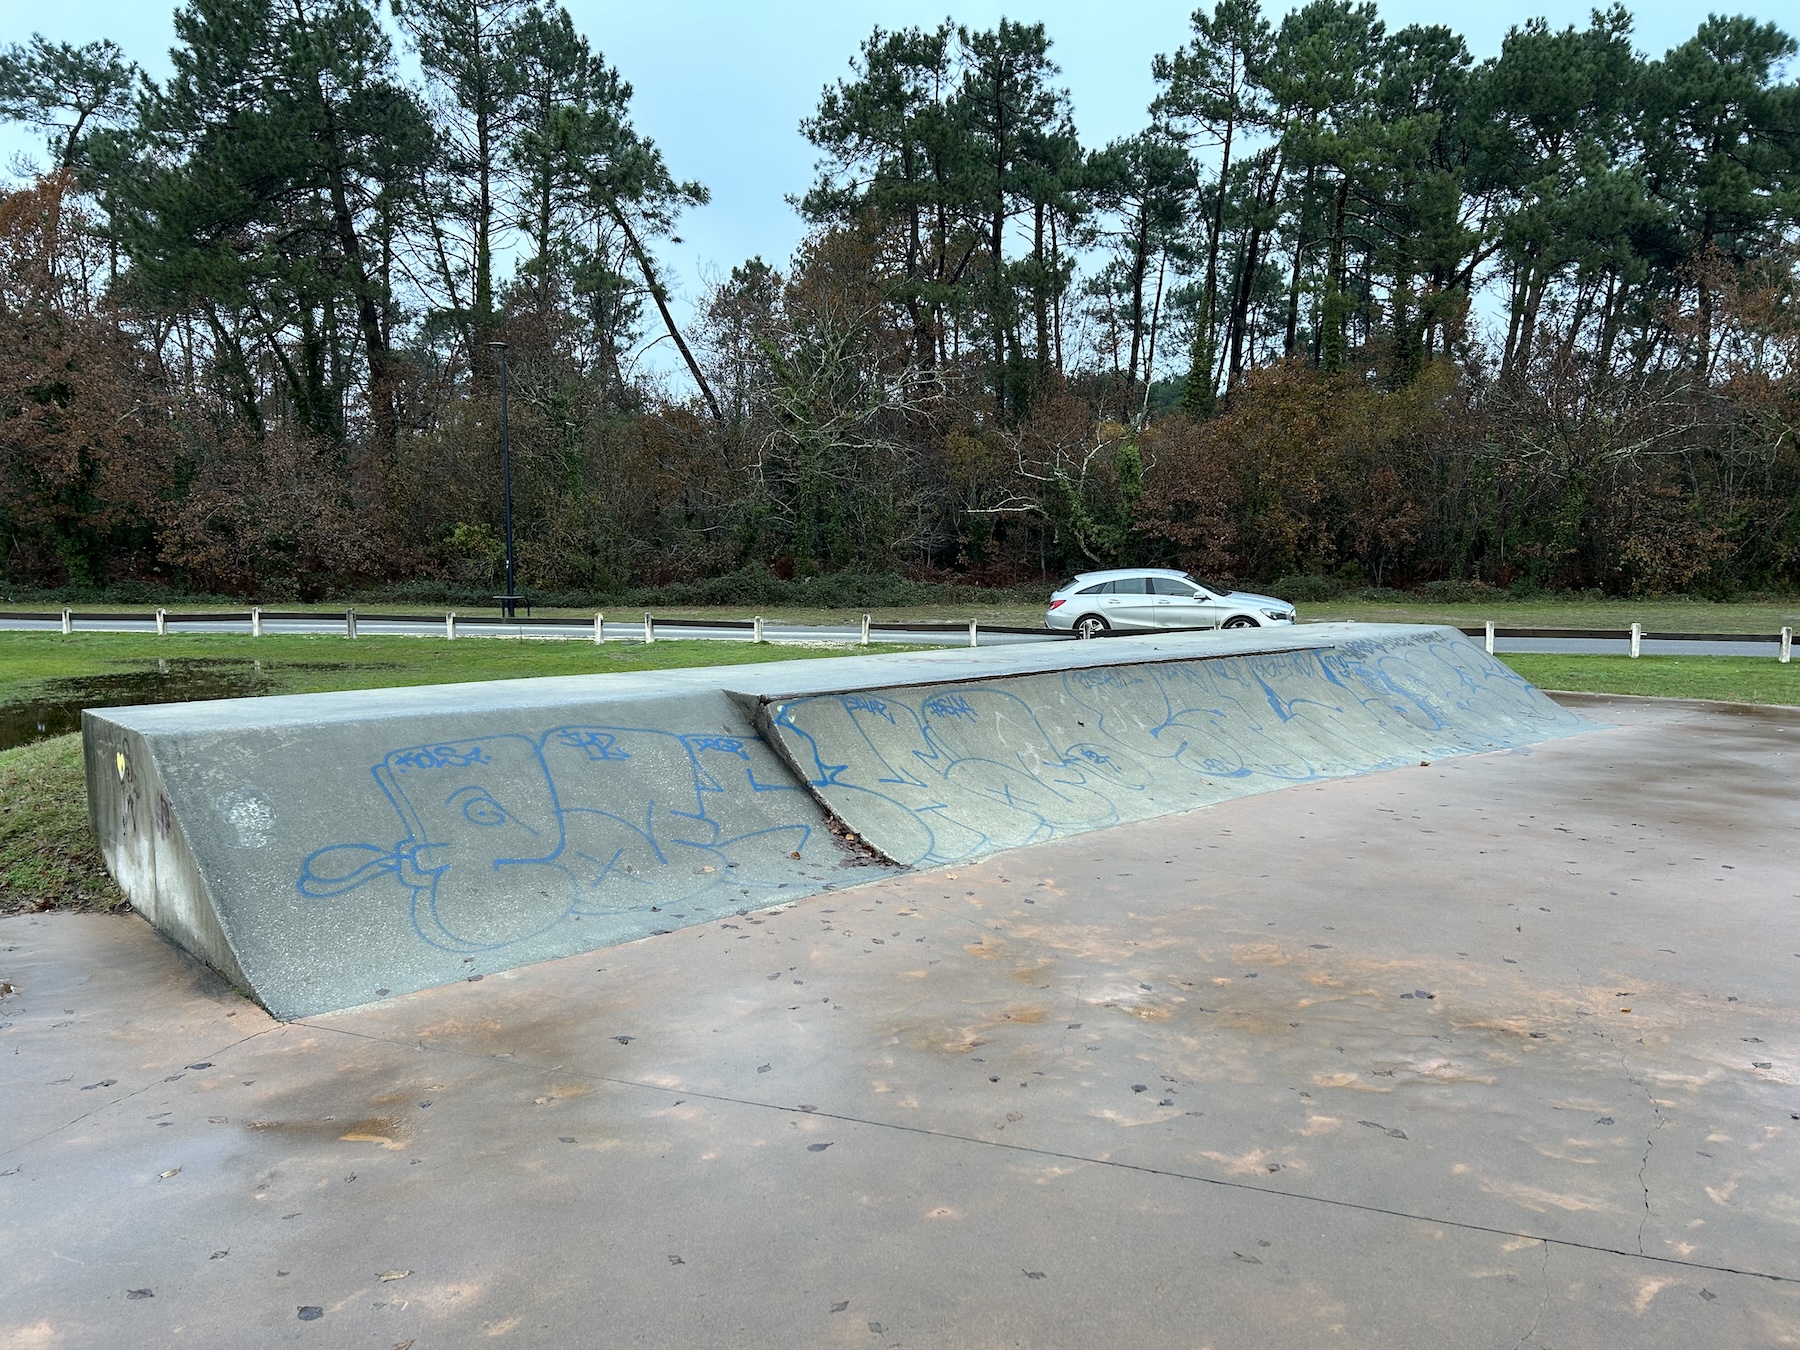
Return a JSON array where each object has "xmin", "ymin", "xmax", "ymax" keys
[{"xmin": 0, "ymin": 611, "xmax": 1788, "ymax": 656}]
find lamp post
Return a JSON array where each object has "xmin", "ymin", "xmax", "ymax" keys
[{"xmin": 486, "ymin": 341, "xmax": 516, "ymax": 618}]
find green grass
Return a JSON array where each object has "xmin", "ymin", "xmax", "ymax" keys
[
  {"xmin": 0, "ymin": 734, "xmax": 120, "ymax": 915},
  {"xmin": 1499, "ymin": 654, "xmax": 1800, "ymax": 706},
  {"xmin": 0, "ymin": 632, "xmax": 914, "ymax": 706}
]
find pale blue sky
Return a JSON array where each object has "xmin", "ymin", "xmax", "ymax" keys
[{"xmin": 4, "ymin": 0, "xmax": 1789, "ymax": 366}]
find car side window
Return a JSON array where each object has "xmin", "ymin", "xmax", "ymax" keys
[
  {"xmin": 1076, "ymin": 581, "xmax": 1111, "ymax": 595},
  {"xmin": 1151, "ymin": 577, "xmax": 1197, "ymax": 596},
  {"xmin": 1114, "ymin": 576, "xmax": 1151, "ymax": 594}
]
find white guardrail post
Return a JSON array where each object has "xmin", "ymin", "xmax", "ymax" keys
[
  {"xmin": 643, "ymin": 612, "xmax": 654, "ymax": 645},
  {"xmin": 1484, "ymin": 619, "xmax": 1494, "ymax": 654},
  {"xmin": 969, "ymin": 618, "xmax": 979, "ymax": 648},
  {"xmin": 251, "ymin": 606, "xmax": 262, "ymax": 637},
  {"xmin": 61, "ymin": 607, "xmax": 72, "ymax": 635},
  {"xmin": 155, "ymin": 608, "xmax": 167, "ymax": 636},
  {"xmin": 446, "ymin": 612, "xmax": 457, "ymax": 640},
  {"xmin": 346, "ymin": 608, "xmax": 358, "ymax": 640},
  {"xmin": 593, "ymin": 612, "xmax": 604, "ymax": 643},
  {"xmin": 1629, "ymin": 621, "xmax": 1641, "ymax": 658},
  {"xmin": 1782, "ymin": 626, "xmax": 1792, "ymax": 664},
  {"xmin": 753, "ymin": 615, "xmax": 764, "ymax": 644},
  {"xmin": 861, "ymin": 614, "xmax": 871, "ymax": 646}
]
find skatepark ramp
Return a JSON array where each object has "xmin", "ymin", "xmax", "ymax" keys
[{"xmin": 83, "ymin": 625, "xmax": 1589, "ymax": 1017}]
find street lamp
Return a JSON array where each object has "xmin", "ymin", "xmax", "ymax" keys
[{"xmin": 486, "ymin": 341, "xmax": 517, "ymax": 619}]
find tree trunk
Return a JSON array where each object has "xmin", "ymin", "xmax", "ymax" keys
[
  {"xmin": 609, "ymin": 204, "xmax": 722, "ymax": 422},
  {"xmin": 298, "ymin": 0, "xmax": 398, "ymax": 459}
]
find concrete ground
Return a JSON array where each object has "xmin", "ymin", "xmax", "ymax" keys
[{"xmin": 2, "ymin": 693, "xmax": 1796, "ymax": 1349}]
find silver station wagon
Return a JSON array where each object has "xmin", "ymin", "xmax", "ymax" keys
[{"xmin": 1045, "ymin": 568, "xmax": 1297, "ymax": 639}]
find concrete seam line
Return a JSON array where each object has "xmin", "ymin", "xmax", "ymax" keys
[
  {"xmin": 294, "ymin": 1020, "xmax": 1797, "ymax": 1287},
  {"xmin": 0, "ymin": 1025, "xmax": 282, "ymax": 1163}
]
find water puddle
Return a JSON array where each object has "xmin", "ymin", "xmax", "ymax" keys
[{"xmin": 0, "ymin": 659, "xmax": 392, "ymax": 751}]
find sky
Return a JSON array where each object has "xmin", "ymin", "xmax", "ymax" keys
[{"xmin": 4, "ymin": 0, "xmax": 1792, "ymax": 373}]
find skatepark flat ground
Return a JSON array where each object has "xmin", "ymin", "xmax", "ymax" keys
[{"xmin": 3, "ymin": 693, "xmax": 1797, "ymax": 1348}]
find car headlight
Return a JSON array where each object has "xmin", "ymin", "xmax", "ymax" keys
[{"xmin": 1260, "ymin": 608, "xmax": 1294, "ymax": 622}]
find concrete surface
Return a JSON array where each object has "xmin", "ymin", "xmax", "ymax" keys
[
  {"xmin": 9, "ymin": 693, "xmax": 1797, "ymax": 1348},
  {"xmin": 81, "ymin": 626, "xmax": 1583, "ymax": 1017}
]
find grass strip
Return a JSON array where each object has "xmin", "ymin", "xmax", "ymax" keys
[
  {"xmin": 1498, "ymin": 654, "xmax": 1799, "ymax": 706},
  {"xmin": 0, "ymin": 632, "xmax": 913, "ymax": 706},
  {"xmin": 0, "ymin": 734, "xmax": 120, "ymax": 915}
]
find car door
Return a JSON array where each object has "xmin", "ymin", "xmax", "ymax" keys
[
  {"xmin": 1106, "ymin": 575, "xmax": 1156, "ymax": 628},
  {"xmin": 1149, "ymin": 576, "xmax": 1212, "ymax": 629},
  {"xmin": 1187, "ymin": 584, "xmax": 1233, "ymax": 628}
]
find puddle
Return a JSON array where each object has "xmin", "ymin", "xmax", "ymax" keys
[{"xmin": 0, "ymin": 659, "xmax": 394, "ymax": 751}]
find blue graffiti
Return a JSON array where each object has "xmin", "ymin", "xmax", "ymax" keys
[
  {"xmin": 770, "ymin": 630, "xmax": 1583, "ymax": 867},
  {"xmin": 297, "ymin": 724, "xmax": 816, "ymax": 954}
]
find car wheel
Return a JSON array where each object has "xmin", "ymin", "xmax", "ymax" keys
[
  {"xmin": 1221, "ymin": 615, "xmax": 1259, "ymax": 629},
  {"xmin": 1074, "ymin": 614, "xmax": 1109, "ymax": 640}
]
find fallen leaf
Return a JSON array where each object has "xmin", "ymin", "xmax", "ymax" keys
[
  {"xmin": 808, "ymin": 1142, "xmax": 832, "ymax": 1152},
  {"xmin": 830, "ymin": 1300, "xmax": 849, "ymax": 1313},
  {"xmin": 378, "ymin": 1269, "xmax": 410, "ymax": 1282},
  {"xmin": 159, "ymin": 1167, "xmax": 181, "ymax": 1179},
  {"xmin": 1023, "ymin": 1270, "xmax": 1046, "ymax": 1279},
  {"xmin": 297, "ymin": 1306, "xmax": 323, "ymax": 1321},
  {"xmin": 126, "ymin": 1289, "xmax": 154, "ymax": 1300}
]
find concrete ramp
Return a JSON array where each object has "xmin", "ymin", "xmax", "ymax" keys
[
  {"xmin": 85, "ymin": 625, "xmax": 1588, "ymax": 1016},
  {"xmin": 745, "ymin": 625, "xmax": 1585, "ymax": 867}
]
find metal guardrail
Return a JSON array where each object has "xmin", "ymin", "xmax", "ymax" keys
[
  {"xmin": 1454, "ymin": 625, "xmax": 1783, "ymax": 643},
  {"xmin": 1, "ymin": 609, "xmax": 1792, "ymax": 659}
]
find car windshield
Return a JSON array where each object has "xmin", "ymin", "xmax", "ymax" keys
[{"xmin": 1181, "ymin": 574, "xmax": 1227, "ymax": 595}]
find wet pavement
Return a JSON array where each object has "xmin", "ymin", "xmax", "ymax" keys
[{"xmin": 2, "ymin": 693, "xmax": 1797, "ymax": 1348}]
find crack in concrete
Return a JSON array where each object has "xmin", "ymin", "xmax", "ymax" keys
[
  {"xmin": 1512, "ymin": 1239, "xmax": 1550, "ymax": 1350},
  {"xmin": 1606, "ymin": 1038, "xmax": 1669, "ymax": 1257},
  {"xmin": 1575, "ymin": 962, "xmax": 1669, "ymax": 1260},
  {"xmin": 302, "ymin": 1018, "xmax": 1800, "ymax": 1288}
]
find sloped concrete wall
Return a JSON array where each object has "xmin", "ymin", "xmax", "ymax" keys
[
  {"xmin": 746, "ymin": 626, "xmax": 1585, "ymax": 867},
  {"xmin": 84, "ymin": 625, "xmax": 1588, "ymax": 1017},
  {"xmin": 85, "ymin": 675, "xmax": 851, "ymax": 1018}
]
